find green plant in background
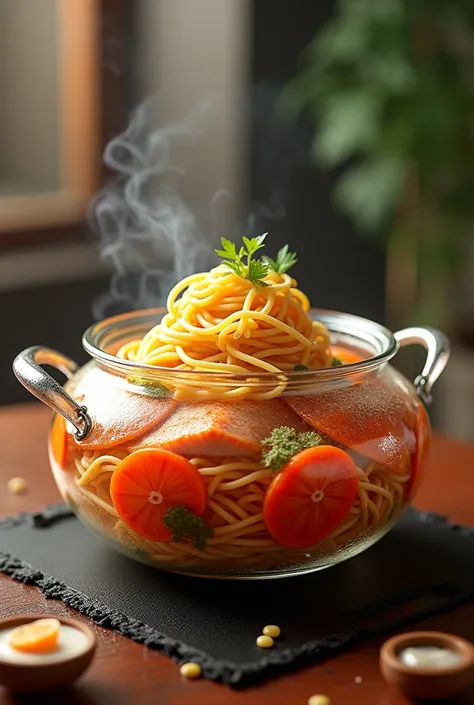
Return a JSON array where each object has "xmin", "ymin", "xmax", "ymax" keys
[{"xmin": 283, "ymin": 0, "xmax": 474, "ymax": 330}]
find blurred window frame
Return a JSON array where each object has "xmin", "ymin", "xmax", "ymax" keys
[{"xmin": 0, "ymin": 0, "xmax": 128, "ymax": 249}]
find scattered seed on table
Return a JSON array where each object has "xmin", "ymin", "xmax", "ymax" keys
[
  {"xmin": 7, "ymin": 477, "xmax": 27, "ymax": 495},
  {"xmin": 354, "ymin": 676, "xmax": 363, "ymax": 684},
  {"xmin": 256, "ymin": 635, "xmax": 274, "ymax": 649},
  {"xmin": 308, "ymin": 695, "xmax": 331, "ymax": 705},
  {"xmin": 262, "ymin": 625, "xmax": 281, "ymax": 638},
  {"xmin": 180, "ymin": 662, "xmax": 202, "ymax": 679}
]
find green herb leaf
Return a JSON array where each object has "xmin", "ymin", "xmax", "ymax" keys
[
  {"xmin": 294, "ymin": 364, "xmax": 309, "ymax": 371},
  {"xmin": 163, "ymin": 505, "xmax": 214, "ymax": 550},
  {"xmin": 261, "ymin": 426, "xmax": 322, "ymax": 472},
  {"xmin": 263, "ymin": 244, "xmax": 298, "ymax": 273},
  {"xmin": 127, "ymin": 375, "xmax": 170, "ymax": 398},
  {"xmin": 215, "ymin": 235, "xmax": 271, "ymax": 288},
  {"xmin": 221, "ymin": 259, "xmax": 245, "ymax": 278},
  {"xmin": 242, "ymin": 234, "xmax": 267, "ymax": 257},
  {"xmin": 215, "ymin": 238, "xmax": 239, "ymax": 260},
  {"xmin": 247, "ymin": 259, "xmax": 270, "ymax": 288},
  {"xmin": 331, "ymin": 357, "xmax": 343, "ymax": 366}
]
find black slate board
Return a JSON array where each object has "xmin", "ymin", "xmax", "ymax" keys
[{"xmin": 1, "ymin": 506, "xmax": 473, "ymax": 688}]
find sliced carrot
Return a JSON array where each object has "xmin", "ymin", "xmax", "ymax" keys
[
  {"xmin": 68, "ymin": 366, "xmax": 175, "ymax": 450},
  {"xmin": 130, "ymin": 399, "xmax": 310, "ymax": 457},
  {"xmin": 285, "ymin": 377, "xmax": 417, "ymax": 475},
  {"xmin": 50, "ymin": 414, "xmax": 68, "ymax": 468},
  {"xmin": 8, "ymin": 618, "xmax": 60, "ymax": 654},
  {"xmin": 330, "ymin": 345, "xmax": 364, "ymax": 365},
  {"xmin": 110, "ymin": 449, "xmax": 207, "ymax": 541},
  {"xmin": 263, "ymin": 446, "xmax": 358, "ymax": 548}
]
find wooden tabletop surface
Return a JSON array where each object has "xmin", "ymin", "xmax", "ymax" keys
[{"xmin": 1, "ymin": 403, "xmax": 474, "ymax": 705}]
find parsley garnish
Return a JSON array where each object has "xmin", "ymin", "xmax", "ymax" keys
[
  {"xmin": 263, "ymin": 244, "xmax": 298, "ymax": 274},
  {"xmin": 163, "ymin": 505, "xmax": 214, "ymax": 550},
  {"xmin": 215, "ymin": 236, "xmax": 299, "ymax": 284},
  {"xmin": 294, "ymin": 364, "xmax": 309, "ymax": 371},
  {"xmin": 261, "ymin": 426, "xmax": 322, "ymax": 472},
  {"xmin": 332, "ymin": 357, "xmax": 343, "ymax": 366},
  {"xmin": 215, "ymin": 235, "xmax": 271, "ymax": 288}
]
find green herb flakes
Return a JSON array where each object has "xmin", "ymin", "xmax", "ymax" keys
[
  {"xmin": 163, "ymin": 505, "xmax": 214, "ymax": 550},
  {"xmin": 127, "ymin": 375, "xmax": 170, "ymax": 397},
  {"xmin": 261, "ymin": 426, "xmax": 322, "ymax": 472}
]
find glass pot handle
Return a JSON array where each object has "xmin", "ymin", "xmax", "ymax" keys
[
  {"xmin": 394, "ymin": 327, "xmax": 451, "ymax": 406},
  {"xmin": 13, "ymin": 346, "xmax": 92, "ymax": 440}
]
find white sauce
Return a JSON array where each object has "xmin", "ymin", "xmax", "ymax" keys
[
  {"xmin": 399, "ymin": 645, "xmax": 463, "ymax": 670},
  {"xmin": 0, "ymin": 625, "xmax": 89, "ymax": 665}
]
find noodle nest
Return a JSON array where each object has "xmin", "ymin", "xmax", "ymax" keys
[{"xmin": 117, "ymin": 265, "xmax": 331, "ymax": 400}]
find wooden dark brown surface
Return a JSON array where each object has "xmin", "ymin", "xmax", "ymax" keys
[{"xmin": 1, "ymin": 403, "xmax": 474, "ymax": 705}]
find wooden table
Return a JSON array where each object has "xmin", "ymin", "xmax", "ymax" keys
[{"xmin": 1, "ymin": 403, "xmax": 474, "ymax": 705}]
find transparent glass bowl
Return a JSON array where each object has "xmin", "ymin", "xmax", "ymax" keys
[{"xmin": 13, "ymin": 309, "xmax": 449, "ymax": 579}]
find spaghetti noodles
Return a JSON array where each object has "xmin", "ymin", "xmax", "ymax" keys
[
  {"xmin": 70, "ymin": 448, "xmax": 409, "ymax": 570},
  {"xmin": 117, "ymin": 265, "xmax": 332, "ymax": 401}
]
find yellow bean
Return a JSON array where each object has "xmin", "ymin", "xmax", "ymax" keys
[
  {"xmin": 179, "ymin": 662, "xmax": 202, "ymax": 679},
  {"xmin": 263, "ymin": 625, "xmax": 281, "ymax": 638},
  {"xmin": 256, "ymin": 635, "xmax": 274, "ymax": 649},
  {"xmin": 308, "ymin": 696, "xmax": 331, "ymax": 705},
  {"xmin": 7, "ymin": 477, "xmax": 27, "ymax": 495}
]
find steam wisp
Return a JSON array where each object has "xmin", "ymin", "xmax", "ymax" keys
[
  {"xmin": 91, "ymin": 87, "xmax": 311, "ymax": 319},
  {"xmin": 91, "ymin": 98, "xmax": 213, "ymax": 319}
]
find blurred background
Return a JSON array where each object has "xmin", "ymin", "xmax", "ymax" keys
[{"xmin": 0, "ymin": 0, "xmax": 473, "ymax": 439}]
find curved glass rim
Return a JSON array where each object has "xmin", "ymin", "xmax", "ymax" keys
[{"xmin": 82, "ymin": 307, "xmax": 399, "ymax": 383}]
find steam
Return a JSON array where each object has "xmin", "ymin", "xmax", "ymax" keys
[
  {"xmin": 91, "ymin": 97, "xmax": 214, "ymax": 319},
  {"xmin": 91, "ymin": 86, "xmax": 312, "ymax": 319}
]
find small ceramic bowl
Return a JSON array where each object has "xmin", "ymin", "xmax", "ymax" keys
[
  {"xmin": 0, "ymin": 615, "xmax": 97, "ymax": 692},
  {"xmin": 380, "ymin": 631, "xmax": 474, "ymax": 700}
]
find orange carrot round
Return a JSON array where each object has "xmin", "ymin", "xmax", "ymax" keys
[
  {"xmin": 110, "ymin": 449, "xmax": 207, "ymax": 541},
  {"xmin": 263, "ymin": 445, "xmax": 358, "ymax": 548}
]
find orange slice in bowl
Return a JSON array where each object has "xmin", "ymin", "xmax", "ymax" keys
[
  {"xmin": 263, "ymin": 446, "xmax": 359, "ymax": 548},
  {"xmin": 110, "ymin": 449, "xmax": 207, "ymax": 541},
  {"xmin": 9, "ymin": 618, "xmax": 61, "ymax": 654}
]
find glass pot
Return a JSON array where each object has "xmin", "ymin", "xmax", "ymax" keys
[{"xmin": 13, "ymin": 309, "xmax": 450, "ymax": 579}]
